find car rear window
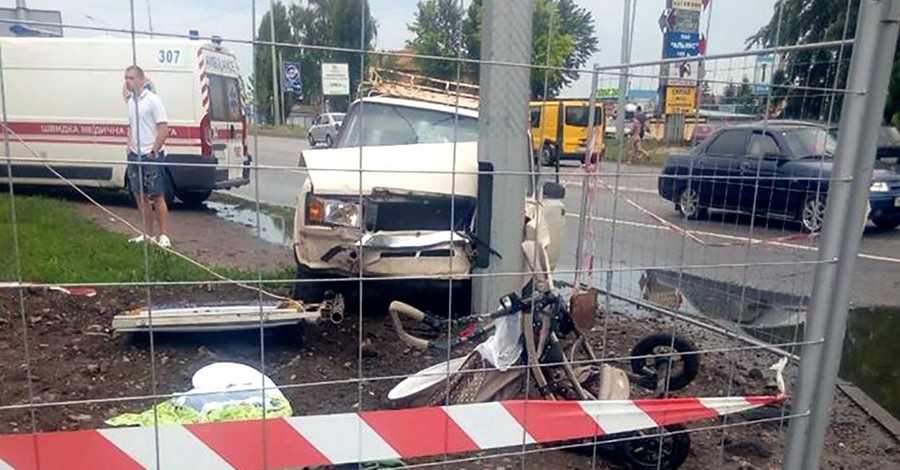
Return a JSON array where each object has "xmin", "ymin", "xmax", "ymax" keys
[{"xmin": 706, "ymin": 130, "xmax": 747, "ymax": 156}]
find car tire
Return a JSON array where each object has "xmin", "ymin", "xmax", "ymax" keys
[
  {"xmin": 308, "ymin": 133, "xmax": 315, "ymax": 146},
  {"xmin": 872, "ymin": 217, "xmax": 900, "ymax": 230},
  {"xmin": 325, "ymin": 134, "xmax": 333, "ymax": 148},
  {"xmin": 676, "ymin": 187, "xmax": 707, "ymax": 220},
  {"xmin": 176, "ymin": 190, "xmax": 212, "ymax": 208},
  {"xmin": 292, "ymin": 265, "xmax": 326, "ymax": 303},
  {"xmin": 630, "ymin": 333, "xmax": 700, "ymax": 392},
  {"xmin": 798, "ymin": 193, "xmax": 827, "ymax": 233},
  {"xmin": 541, "ymin": 143, "xmax": 557, "ymax": 167}
]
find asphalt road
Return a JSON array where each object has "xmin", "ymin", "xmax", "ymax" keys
[{"xmin": 227, "ymin": 135, "xmax": 900, "ymax": 309}]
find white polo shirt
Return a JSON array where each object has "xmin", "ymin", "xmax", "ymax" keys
[{"xmin": 127, "ymin": 88, "xmax": 168, "ymax": 155}]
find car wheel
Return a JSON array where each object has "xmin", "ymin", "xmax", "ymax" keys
[
  {"xmin": 292, "ymin": 265, "xmax": 326, "ymax": 303},
  {"xmin": 799, "ymin": 194, "xmax": 826, "ymax": 233},
  {"xmin": 541, "ymin": 144, "xmax": 557, "ymax": 167},
  {"xmin": 676, "ymin": 187, "xmax": 707, "ymax": 220},
  {"xmin": 872, "ymin": 217, "xmax": 900, "ymax": 230},
  {"xmin": 325, "ymin": 134, "xmax": 333, "ymax": 148},
  {"xmin": 308, "ymin": 133, "xmax": 315, "ymax": 146}
]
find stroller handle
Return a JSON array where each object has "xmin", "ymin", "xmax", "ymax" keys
[{"xmin": 389, "ymin": 301, "xmax": 431, "ymax": 351}]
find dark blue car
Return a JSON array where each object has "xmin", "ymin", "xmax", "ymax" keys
[{"xmin": 658, "ymin": 123, "xmax": 900, "ymax": 232}]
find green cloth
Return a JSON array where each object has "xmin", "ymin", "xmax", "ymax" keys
[{"xmin": 105, "ymin": 395, "xmax": 292, "ymax": 426}]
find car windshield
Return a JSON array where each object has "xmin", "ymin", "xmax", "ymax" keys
[
  {"xmin": 334, "ymin": 102, "xmax": 479, "ymax": 147},
  {"xmin": 878, "ymin": 126, "xmax": 900, "ymax": 147},
  {"xmin": 782, "ymin": 128, "xmax": 837, "ymax": 158}
]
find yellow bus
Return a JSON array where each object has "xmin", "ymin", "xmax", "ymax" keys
[{"xmin": 529, "ymin": 99, "xmax": 605, "ymax": 166}]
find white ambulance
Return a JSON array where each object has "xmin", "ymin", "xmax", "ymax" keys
[{"xmin": 0, "ymin": 37, "xmax": 251, "ymax": 205}]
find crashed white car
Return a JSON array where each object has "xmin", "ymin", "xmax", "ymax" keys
[{"xmin": 292, "ymin": 96, "xmax": 566, "ymax": 308}]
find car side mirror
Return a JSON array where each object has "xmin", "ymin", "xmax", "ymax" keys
[{"xmin": 543, "ymin": 181, "xmax": 565, "ymax": 200}]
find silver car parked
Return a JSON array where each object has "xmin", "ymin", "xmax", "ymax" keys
[{"xmin": 307, "ymin": 112, "xmax": 344, "ymax": 147}]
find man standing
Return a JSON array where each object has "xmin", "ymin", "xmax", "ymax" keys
[{"xmin": 124, "ymin": 65, "xmax": 171, "ymax": 248}]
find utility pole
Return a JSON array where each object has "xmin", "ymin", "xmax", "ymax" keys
[
  {"xmin": 616, "ymin": 0, "xmax": 633, "ymax": 141},
  {"xmin": 472, "ymin": 0, "xmax": 534, "ymax": 314},
  {"xmin": 784, "ymin": 1, "xmax": 900, "ymax": 468},
  {"xmin": 268, "ymin": 0, "xmax": 281, "ymax": 126}
]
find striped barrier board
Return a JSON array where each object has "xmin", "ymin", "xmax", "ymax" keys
[{"xmin": 0, "ymin": 395, "xmax": 785, "ymax": 469}]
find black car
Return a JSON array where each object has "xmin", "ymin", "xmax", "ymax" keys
[{"xmin": 658, "ymin": 123, "xmax": 900, "ymax": 232}]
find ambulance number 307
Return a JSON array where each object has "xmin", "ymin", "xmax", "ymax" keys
[{"xmin": 157, "ymin": 49, "xmax": 181, "ymax": 65}]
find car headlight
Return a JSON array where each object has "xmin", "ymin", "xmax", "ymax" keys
[
  {"xmin": 306, "ymin": 195, "xmax": 361, "ymax": 228},
  {"xmin": 870, "ymin": 181, "xmax": 890, "ymax": 192}
]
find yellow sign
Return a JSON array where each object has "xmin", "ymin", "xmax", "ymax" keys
[
  {"xmin": 673, "ymin": 0, "xmax": 704, "ymax": 11},
  {"xmin": 665, "ymin": 86, "xmax": 697, "ymax": 114}
]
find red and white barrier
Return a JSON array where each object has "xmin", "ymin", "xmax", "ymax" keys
[{"xmin": 0, "ymin": 395, "xmax": 785, "ymax": 469}]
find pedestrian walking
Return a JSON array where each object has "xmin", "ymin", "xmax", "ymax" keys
[{"xmin": 124, "ymin": 65, "xmax": 172, "ymax": 248}]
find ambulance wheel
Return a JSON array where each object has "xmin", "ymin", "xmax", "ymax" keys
[
  {"xmin": 325, "ymin": 134, "xmax": 334, "ymax": 147},
  {"xmin": 176, "ymin": 190, "xmax": 211, "ymax": 207},
  {"xmin": 308, "ymin": 133, "xmax": 316, "ymax": 146},
  {"xmin": 124, "ymin": 175, "xmax": 174, "ymax": 208}
]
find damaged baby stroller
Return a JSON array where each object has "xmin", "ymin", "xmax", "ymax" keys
[{"xmin": 387, "ymin": 199, "xmax": 700, "ymax": 469}]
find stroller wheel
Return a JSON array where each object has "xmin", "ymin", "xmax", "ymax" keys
[
  {"xmin": 630, "ymin": 333, "xmax": 700, "ymax": 392},
  {"xmin": 616, "ymin": 424, "xmax": 691, "ymax": 470}
]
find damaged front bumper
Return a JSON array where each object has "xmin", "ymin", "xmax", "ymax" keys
[{"xmin": 299, "ymin": 229, "xmax": 474, "ymax": 279}]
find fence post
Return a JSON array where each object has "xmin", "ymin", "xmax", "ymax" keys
[
  {"xmin": 472, "ymin": 0, "xmax": 534, "ymax": 314},
  {"xmin": 784, "ymin": 1, "xmax": 900, "ymax": 468},
  {"xmin": 615, "ymin": 0, "xmax": 633, "ymax": 142}
]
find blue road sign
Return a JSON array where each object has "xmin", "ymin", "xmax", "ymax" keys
[
  {"xmin": 664, "ymin": 32, "xmax": 700, "ymax": 58},
  {"xmin": 282, "ymin": 62, "xmax": 303, "ymax": 95}
]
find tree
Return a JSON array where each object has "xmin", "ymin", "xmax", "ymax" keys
[
  {"xmin": 406, "ymin": 0, "xmax": 597, "ymax": 99},
  {"xmin": 254, "ymin": 0, "xmax": 377, "ymax": 120},
  {"xmin": 407, "ymin": 0, "xmax": 467, "ymax": 80},
  {"xmin": 748, "ymin": 0, "xmax": 900, "ymax": 123},
  {"xmin": 255, "ymin": 1, "xmax": 295, "ymax": 123}
]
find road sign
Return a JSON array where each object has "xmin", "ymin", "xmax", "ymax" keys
[
  {"xmin": 282, "ymin": 62, "xmax": 302, "ymax": 95},
  {"xmin": 321, "ymin": 63, "xmax": 350, "ymax": 96},
  {"xmin": 668, "ymin": 59, "xmax": 702, "ymax": 87},
  {"xmin": 752, "ymin": 53, "xmax": 776, "ymax": 96},
  {"xmin": 673, "ymin": 0, "xmax": 704, "ymax": 11},
  {"xmin": 665, "ymin": 86, "xmax": 697, "ymax": 114},
  {"xmin": 664, "ymin": 32, "xmax": 701, "ymax": 58},
  {"xmin": 596, "ymin": 87, "xmax": 619, "ymax": 99},
  {"xmin": 672, "ymin": 9, "xmax": 701, "ymax": 32}
]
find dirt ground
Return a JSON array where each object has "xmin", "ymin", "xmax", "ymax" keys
[
  {"xmin": 72, "ymin": 196, "xmax": 294, "ymax": 270},
  {"xmin": 2, "ymin": 282, "xmax": 898, "ymax": 470}
]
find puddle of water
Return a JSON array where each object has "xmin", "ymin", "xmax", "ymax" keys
[
  {"xmin": 577, "ymin": 267, "xmax": 900, "ymax": 418},
  {"xmin": 206, "ymin": 201, "xmax": 292, "ymax": 247}
]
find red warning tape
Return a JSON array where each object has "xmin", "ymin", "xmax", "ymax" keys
[{"xmin": 0, "ymin": 395, "xmax": 785, "ymax": 469}]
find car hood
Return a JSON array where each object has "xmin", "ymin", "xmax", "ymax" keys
[{"xmin": 300, "ymin": 142, "xmax": 479, "ymax": 198}]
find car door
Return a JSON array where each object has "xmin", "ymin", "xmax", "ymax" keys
[
  {"xmin": 738, "ymin": 130, "xmax": 783, "ymax": 214},
  {"xmin": 701, "ymin": 129, "xmax": 749, "ymax": 210}
]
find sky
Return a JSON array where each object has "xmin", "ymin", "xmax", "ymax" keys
[{"xmin": 12, "ymin": 0, "xmax": 779, "ymax": 96}]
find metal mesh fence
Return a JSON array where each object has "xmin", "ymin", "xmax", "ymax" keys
[{"xmin": 1, "ymin": 0, "xmax": 899, "ymax": 469}]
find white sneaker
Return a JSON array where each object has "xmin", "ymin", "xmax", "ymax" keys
[
  {"xmin": 128, "ymin": 234, "xmax": 156, "ymax": 243},
  {"xmin": 156, "ymin": 234, "xmax": 171, "ymax": 248}
]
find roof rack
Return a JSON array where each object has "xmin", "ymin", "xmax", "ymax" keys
[{"xmin": 360, "ymin": 67, "xmax": 480, "ymax": 110}]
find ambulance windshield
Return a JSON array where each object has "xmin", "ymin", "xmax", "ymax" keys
[{"xmin": 208, "ymin": 74, "xmax": 243, "ymax": 122}]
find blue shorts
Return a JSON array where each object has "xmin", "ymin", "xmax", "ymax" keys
[{"xmin": 126, "ymin": 151, "xmax": 166, "ymax": 197}]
